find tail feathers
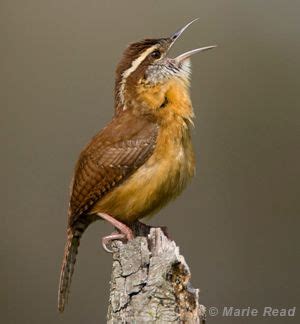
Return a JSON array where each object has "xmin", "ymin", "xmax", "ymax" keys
[{"xmin": 58, "ymin": 226, "xmax": 85, "ymax": 312}]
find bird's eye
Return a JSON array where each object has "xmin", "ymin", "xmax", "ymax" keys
[{"xmin": 151, "ymin": 50, "xmax": 161, "ymax": 59}]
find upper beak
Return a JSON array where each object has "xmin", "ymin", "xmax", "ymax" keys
[
  {"xmin": 170, "ymin": 18, "xmax": 200, "ymax": 43},
  {"xmin": 168, "ymin": 18, "xmax": 217, "ymax": 62}
]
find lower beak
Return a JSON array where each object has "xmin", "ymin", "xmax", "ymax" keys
[{"xmin": 174, "ymin": 45, "xmax": 217, "ymax": 62}]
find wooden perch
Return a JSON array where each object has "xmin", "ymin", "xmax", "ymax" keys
[{"xmin": 107, "ymin": 226, "xmax": 206, "ymax": 323}]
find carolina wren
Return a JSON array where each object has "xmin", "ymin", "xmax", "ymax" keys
[{"xmin": 58, "ymin": 19, "xmax": 215, "ymax": 312}]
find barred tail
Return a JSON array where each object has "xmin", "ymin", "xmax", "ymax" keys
[{"xmin": 58, "ymin": 222, "xmax": 88, "ymax": 312}]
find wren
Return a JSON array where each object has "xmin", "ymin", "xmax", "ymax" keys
[{"xmin": 58, "ymin": 18, "xmax": 216, "ymax": 312}]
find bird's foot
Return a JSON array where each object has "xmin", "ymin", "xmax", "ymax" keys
[
  {"xmin": 132, "ymin": 221, "xmax": 171, "ymax": 240},
  {"xmin": 97, "ymin": 213, "xmax": 134, "ymax": 253},
  {"xmin": 160, "ymin": 225, "xmax": 172, "ymax": 240},
  {"xmin": 102, "ymin": 232, "xmax": 127, "ymax": 253},
  {"xmin": 131, "ymin": 220, "xmax": 152, "ymax": 236}
]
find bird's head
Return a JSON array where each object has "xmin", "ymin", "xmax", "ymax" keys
[{"xmin": 115, "ymin": 19, "xmax": 216, "ymax": 115}]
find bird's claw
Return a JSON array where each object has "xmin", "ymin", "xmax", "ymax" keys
[{"xmin": 101, "ymin": 231, "xmax": 132, "ymax": 253}]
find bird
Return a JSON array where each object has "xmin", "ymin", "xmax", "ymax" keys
[{"xmin": 58, "ymin": 18, "xmax": 216, "ymax": 312}]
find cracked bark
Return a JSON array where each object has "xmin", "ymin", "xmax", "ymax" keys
[{"xmin": 107, "ymin": 226, "xmax": 206, "ymax": 323}]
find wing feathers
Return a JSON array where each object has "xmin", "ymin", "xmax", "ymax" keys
[{"xmin": 68, "ymin": 111, "xmax": 158, "ymax": 225}]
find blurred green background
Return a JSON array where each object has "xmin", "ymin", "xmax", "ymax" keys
[{"xmin": 1, "ymin": 0, "xmax": 299, "ymax": 323}]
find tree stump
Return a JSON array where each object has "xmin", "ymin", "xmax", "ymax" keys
[{"xmin": 107, "ymin": 226, "xmax": 206, "ymax": 323}]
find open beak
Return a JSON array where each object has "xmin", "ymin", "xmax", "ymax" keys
[{"xmin": 168, "ymin": 18, "xmax": 217, "ymax": 62}]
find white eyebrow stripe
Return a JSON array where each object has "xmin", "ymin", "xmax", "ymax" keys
[{"xmin": 119, "ymin": 44, "xmax": 158, "ymax": 107}]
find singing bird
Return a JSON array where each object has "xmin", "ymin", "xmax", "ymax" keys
[{"xmin": 58, "ymin": 19, "xmax": 216, "ymax": 312}]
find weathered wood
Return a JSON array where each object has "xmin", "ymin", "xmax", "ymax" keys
[{"xmin": 107, "ymin": 226, "xmax": 206, "ymax": 323}]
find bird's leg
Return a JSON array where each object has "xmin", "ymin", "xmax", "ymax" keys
[
  {"xmin": 97, "ymin": 212, "xmax": 134, "ymax": 239},
  {"xmin": 97, "ymin": 213, "xmax": 134, "ymax": 253}
]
